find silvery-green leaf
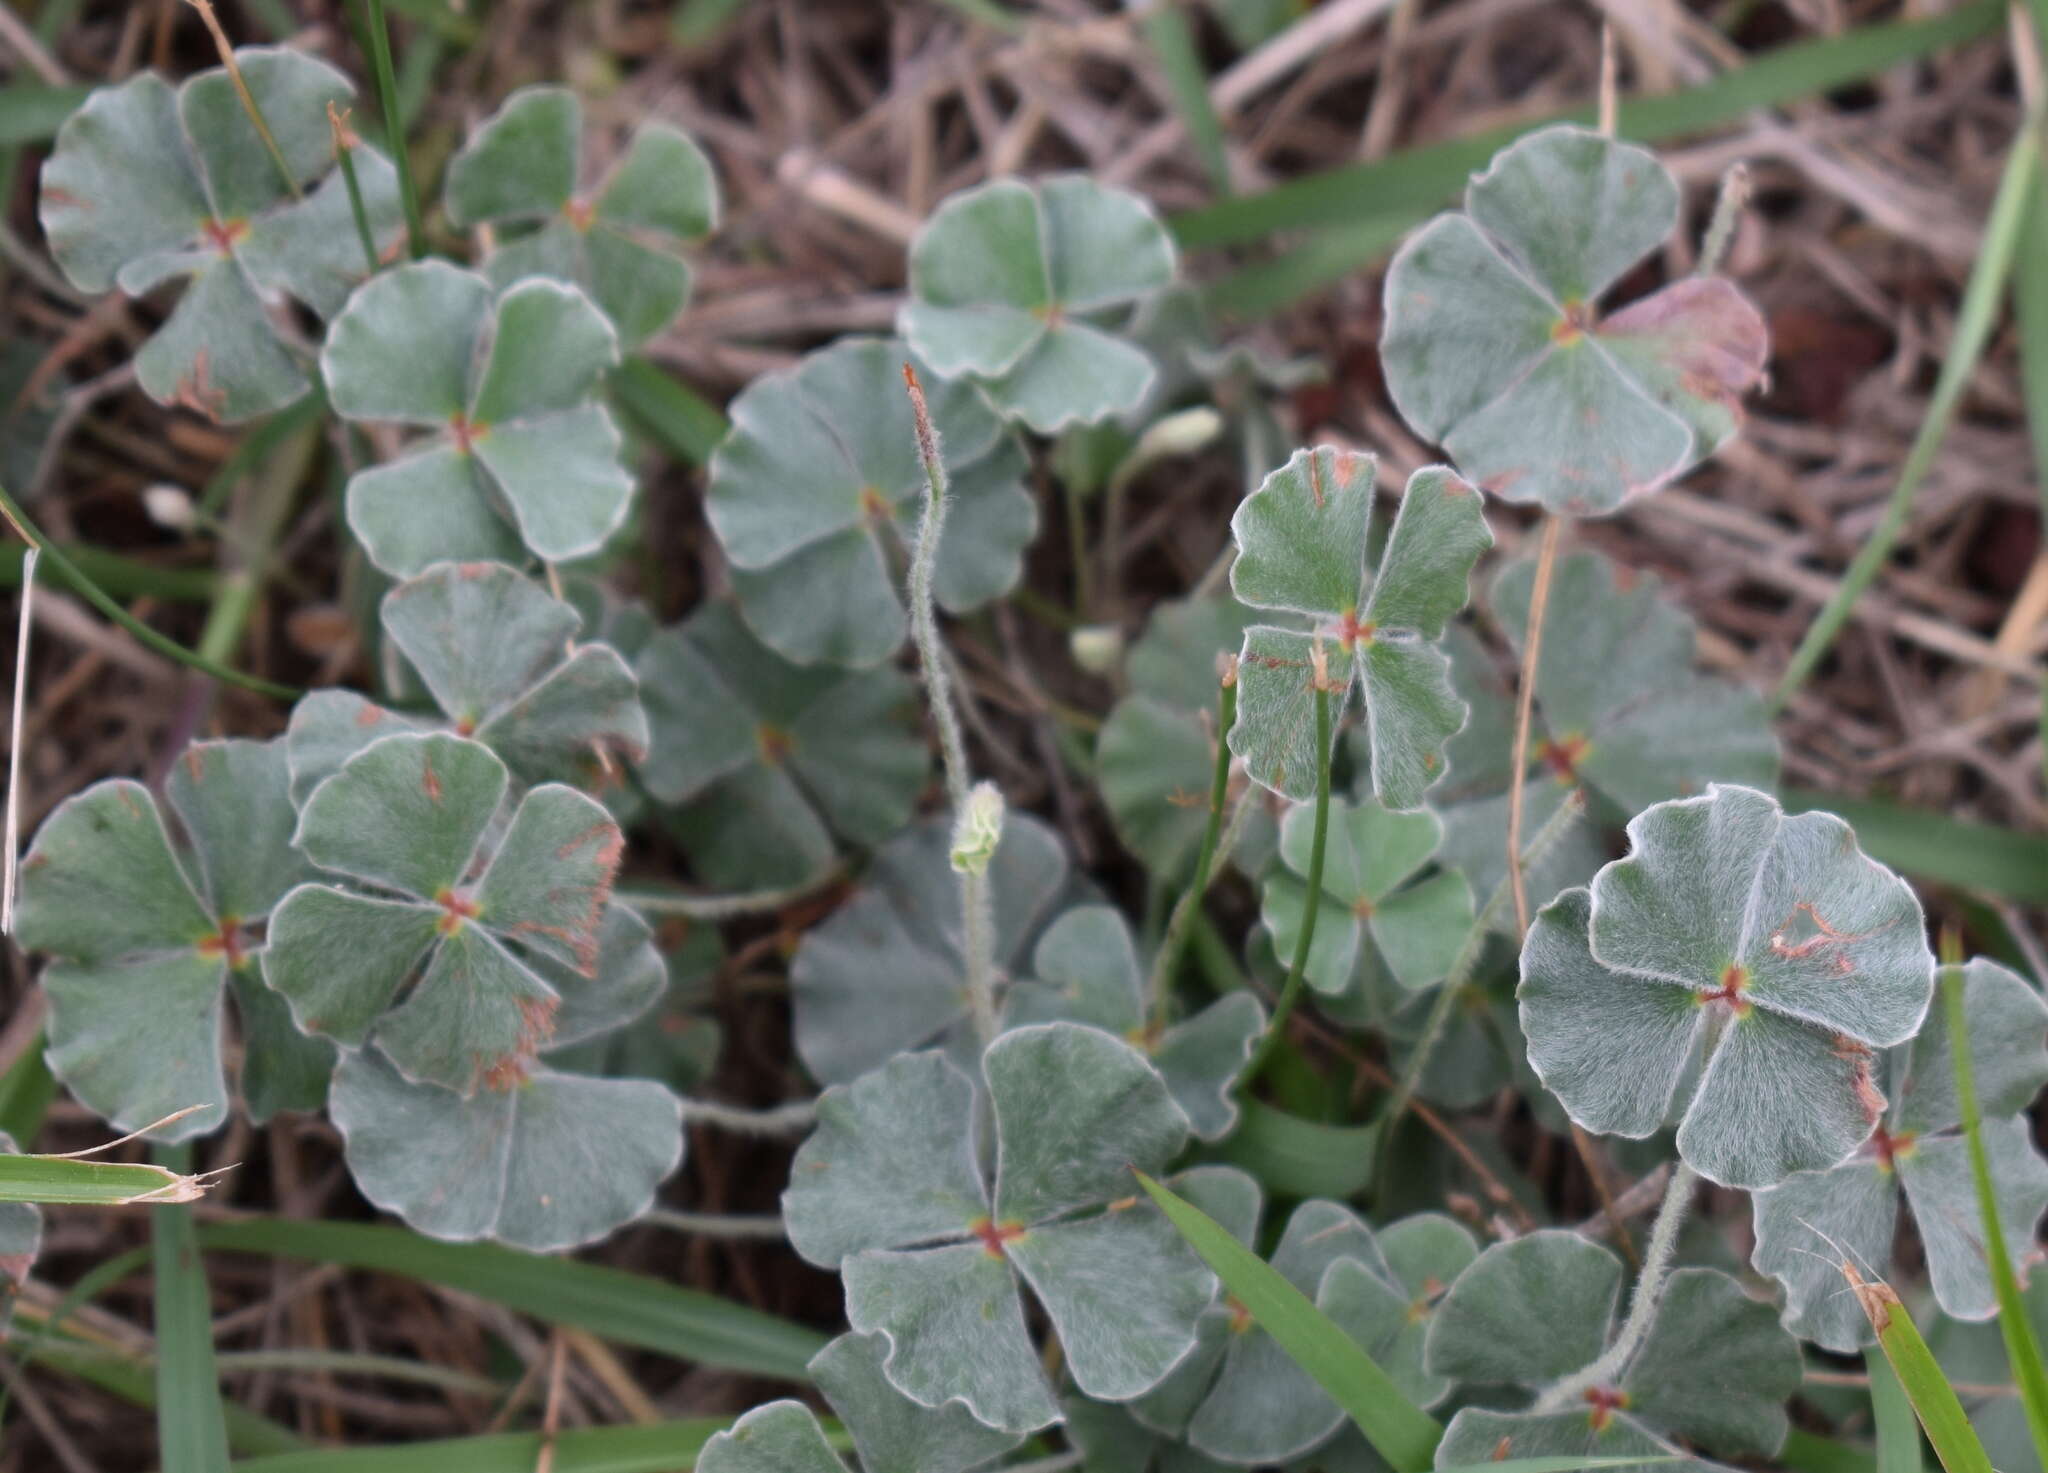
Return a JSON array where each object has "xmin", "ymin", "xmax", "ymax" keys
[
  {"xmin": 1491, "ymin": 552, "xmax": 1779, "ymax": 814},
  {"xmin": 1150, "ymin": 993, "xmax": 1265, "ymax": 1142},
  {"xmin": 696, "ymin": 1401, "xmax": 847, "ymax": 1473},
  {"xmin": 1899, "ymin": 1120, "xmax": 2048, "ymax": 1325},
  {"xmin": 1621, "ymin": 1267, "xmax": 1798, "ymax": 1458},
  {"xmin": 344, "ymin": 444, "xmax": 527, "ymax": 577},
  {"xmin": 705, "ymin": 337, "xmax": 1029, "ymax": 668},
  {"xmin": 231, "ymin": 968, "xmax": 333, "ymax": 1123},
  {"xmin": 471, "ymin": 279, "xmax": 618, "ymax": 425},
  {"xmin": 1185, "ymin": 1200, "xmax": 1386, "ymax": 1464},
  {"xmin": 990, "ymin": 1022, "xmax": 1189, "ymax": 1223},
  {"xmin": 238, "ymin": 145, "xmax": 404, "ymax": 320},
  {"xmin": 179, "ymin": 48, "xmax": 351, "ymax": 219},
  {"xmin": 323, "ymin": 259, "xmax": 494, "ymax": 426},
  {"xmin": 1382, "ymin": 126, "xmax": 1766, "ymax": 515},
  {"xmin": 1433, "ymin": 1408, "xmax": 1696, "ymax": 1473},
  {"xmin": 666, "ymin": 766, "xmax": 837, "ymax": 893},
  {"xmin": 599, "ymin": 123, "xmax": 718, "ymax": 240},
  {"xmin": 444, "ymin": 86, "xmax": 579, "ymax": 224},
  {"xmin": 545, "ymin": 919, "xmax": 721, "ymax": 1091},
  {"xmin": 262, "ymin": 888, "xmax": 441, "ymax": 1046},
  {"xmin": 1354, "ymin": 636, "xmax": 1464, "ymax": 812},
  {"xmin": 791, "ymin": 813, "xmax": 1072, "ymax": 1085},
  {"xmin": 43, "ymin": 952, "xmax": 227, "ymax": 1142},
  {"xmin": 329, "ymin": 1046, "xmax": 681, "ymax": 1251},
  {"xmin": 1096, "ymin": 696, "xmax": 1220, "ymax": 880},
  {"xmin": 14, "ymin": 781, "xmax": 207, "ymax": 965},
  {"xmin": 40, "ymin": 73, "xmax": 208, "ymax": 296},
  {"xmin": 1890, "ymin": 958, "xmax": 2048, "ymax": 1135},
  {"xmin": 1067, "ymin": 1396, "xmax": 1178, "ymax": 1473},
  {"xmin": 1438, "ymin": 780, "xmax": 1604, "ymax": 937},
  {"xmin": 535, "ymin": 902, "xmax": 667, "ymax": 1049},
  {"xmin": 844, "ymin": 1242, "xmax": 1060, "ymax": 1434},
  {"xmin": 477, "ymin": 643, "xmax": 648, "ymax": 791},
  {"xmin": 473, "ymin": 400, "xmax": 633, "ymax": 564},
  {"xmin": 1326, "ymin": 1214, "xmax": 1477, "ymax": 1412},
  {"xmin": 374, "ymin": 922, "xmax": 559, "ymax": 1094},
  {"xmin": 133, "ymin": 257, "xmax": 309, "ymax": 422},
  {"xmin": 473, "ymin": 783, "xmax": 620, "ymax": 975},
  {"xmin": 638, "ymin": 602, "xmax": 926, "ymax": 886},
  {"xmin": 1129, "ymin": 594, "xmax": 1261, "ymax": 713},
  {"xmin": 1230, "ymin": 447, "xmax": 1375, "ymax": 620},
  {"xmin": 283, "ymin": 693, "xmax": 427, "ymax": 807},
  {"xmin": 1425, "ymin": 1229, "xmax": 1620, "ymax": 1387},
  {"xmin": 382, "ymin": 561, "xmax": 580, "ymax": 727},
  {"xmin": 1748, "ymin": 1151, "xmax": 1895, "ymax": 1354},
  {"xmin": 900, "ymin": 175, "xmax": 1174, "ymax": 431},
  {"xmin": 812, "ymin": 1331, "xmax": 1024, "ymax": 1473},
  {"xmin": 294, "ymin": 732, "xmax": 504, "ymax": 899},
  {"xmin": 1009, "ymin": 1197, "xmax": 1215, "ymax": 1402},
  {"xmin": 578, "ymin": 223, "xmax": 691, "ymax": 350},
  {"xmin": 1231, "ymin": 625, "xmax": 1355, "ymax": 802},
  {"xmin": 1363, "ymin": 467, "xmax": 1492, "ymax": 642},
  {"xmin": 782, "ymin": 1050, "xmax": 986, "ymax": 1269}
]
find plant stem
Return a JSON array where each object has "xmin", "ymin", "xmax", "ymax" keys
[
  {"xmin": 1145, "ymin": 666, "xmax": 1240, "ymax": 1021},
  {"xmin": 1506, "ymin": 514, "xmax": 1563, "ymax": 938},
  {"xmin": 0, "ymin": 480, "xmax": 296, "ymax": 699},
  {"xmin": 677, "ymin": 1098, "xmax": 816, "ymax": 1136},
  {"xmin": 1242, "ymin": 678, "xmax": 1332, "ymax": 1085},
  {"xmin": 1696, "ymin": 161, "xmax": 1751, "ymax": 277},
  {"xmin": 1535, "ymin": 1159, "xmax": 1699, "ymax": 1411},
  {"xmin": 184, "ymin": 0, "xmax": 302, "ymax": 202},
  {"xmin": 360, "ymin": 0, "xmax": 426, "ymax": 259},
  {"xmin": 641, "ymin": 1208, "xmax": 789, "ymax": 1240},
  {"xmin": 616, "ymin": 868, "xmax": 846, "ymax": 921},
  {"xmin": 151, "ymin": 1140, "xmax": 232, "ymax": 1473},
  {"xmin": 327, "ymin": 104, "xmax": 381, "ymax": 277},
  {"xmin": 1066, "ymin": 478, "xmax": 1093, "ymax": 619},
  {"xmin": 1772, "ymin": 111, "xmax": 2040, "ymax": 713}
]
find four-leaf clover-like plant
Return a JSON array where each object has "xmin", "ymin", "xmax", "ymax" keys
[
  {"xmin": 446, "ymin": 86, "xmax": 718, "ymax": 347},
  {"xmin": 899, "ymin": 175, "xmax": 1178, "ymax": 433},
  {"xmin": 1521, "ymin": 783, "xmax": 1934, "ymax": 1189},
  {"xmin": 40, "ymin": 48, "xmax": 402, "ymax": 420},
  {"xmin": 782, "ymin": 1024, "xmax": 1215, "ymax": 1433},
  {"xmin": 1752, "ymin": 956, "xmax": 2048, "ymax": 1350},
  {"xmin": 1230, "ymin": 448, "xmax": 1491, "ymax": 806},
  {"xmin": 1381, "ymin": 124, "xmax": 1769, "ymax": 515},
  {"xmin": 321, "ymin": 260, "xmax": 631, "ymax": 575}
]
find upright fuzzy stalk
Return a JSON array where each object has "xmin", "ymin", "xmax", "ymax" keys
[
  {"xmin": 360, "ymin": 0, "xmax": 426, "ymax": 259},
  {"xmin": 327, "ymin": 104, "xmax": 382, "ymax": 277},
  {"xmin": 1535, "ymin": 1159, "xmax": 1700, "ymax": 1410},
  {"xmin": 905, "ymin": 365, "xmax": 1000, "ymax": 1045},
  {"xmin": 1505, "ymin": 514, "xmax": 1563, "ymax": 937},
  {"xmin": 1243, "ymin": 646, "xmax": 1333, "ymax": 1084}
]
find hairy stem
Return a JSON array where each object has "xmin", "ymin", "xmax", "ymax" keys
[
  {"xmin": 1243, "ymin": 676, "xmax": 1332, "ymax": 1084},
  {"xmin": 1535, "ymin": 1159, "xmax": 1700, "ymax": 1411},
  {"xmin": 359, "ymin": 0, "xmax": 426, "ymax": 259},
  {"xmin": 677, "ymin": 1098, "xmax": 817, "ymax": 1136},
  {"xmin": 1506, "ymin": 513, "xmax": 1563, "ymax": 937},
  {"xmin": 1145, "ymin": 664, "xmax": 1240, "ymax": 1022},
  {"xmin": 641, "ymin": 1208, "xmax": 789, "ymax": 1241},
  {"xmin": 961, "ymin": 865, "xmax": 999, "ymax": 1045},
  {"xmin": 616, "ymin": 867, "xmax": 846, "ymax": 921},
  {"xmin": 1384, "ymin": 788, "xmax": 1585, "ymax": 1135}
]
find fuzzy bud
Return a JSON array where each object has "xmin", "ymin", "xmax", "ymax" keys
[
  {"xmin": 949, "ymin": 781, "xmax": 1005, "ymax": 876},
  {"xmin": 142, "ymin": 484, "xmax": 195, "ymax": 531},
  {"xmin": 1130, "ymin": 406, "xmax": 1223, "ymax": 466},
  {"xmin": 1216, "ymin": 651, "xmax": 1238, "ymax": 689},
  {"xmin": 1069, "ymin": 623, "xmax": 1122, "ymax": 676}
]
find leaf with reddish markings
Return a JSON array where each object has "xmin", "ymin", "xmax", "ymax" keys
[
  {"xmin": 15, "ymin": 739, "xmax": 324, "ymax": 1142},
  {"xmin": 703, "ymin": 337, "xmax": 1033, "ymax": 669},
  {"xmin": 1753, "ymin": 956, "xmax": 2048, "ymax": 1351},
  {"xmin": 1381, "ymin": 125, "xmax": 1768, "ymax": 515},
  {"xmin": 635, "ymin": 601, "xmax": 928, "ymax": 891},
  {"xmin": 38, "ymin": 49, "xmax": 405, "ymax": 422},
  {"xmin": 780, "ymin": 1024, "xmax": 1213, "ymax": 1433},
  {"xmin": 286, "ymin": 563, "xmax": 647, "ymax": 802},
  {"xmin": 322, "ymin": 262, "xmax": 632, "ymax": 574},
  {"xmin": 445, "ymin": 87, "xmax": 718, "ymax": 348},
  {"xmin": 263, "ymin": 731, "xmax": 627, "ymax": 1097},
  {"xmin": 899, "ymin": 175, "xmax": 1178, "ymax": 432},
  {"xmin": 1519, "ymin": 784, "xmax": 1934, "ymax": 1189},
  {"xmin": 1229, "ymin": 449, "xmax": 1491, "ymax": 807}
]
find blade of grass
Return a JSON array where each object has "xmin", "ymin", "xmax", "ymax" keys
[
  {"xmin": 1207, "ymin": 1099, "xmax": 1379, "ymax": 1198},
  {"xmin": 1872, "ymin": 1344, "xmax": 1928, "ymax": 1473},
  {"xmin": 610, "ymin": 357, "xmax": 728, "ymax": 466},
  {"xmin": 197, "ymin": 1218, "xmax": 826, "ymax": 1381},
  {"xmin": 1940, "ymin": 951, "xmax": 2048, "ymax": 1468},
  {"xmin": 0, "ymin": 84, "xmax": 89, "ymax": 147},
  {"xmin": 27, "ymin": 1340, "xmax": 305, "ymax": 1457},
  {"xmin": 154, "ymin": 1142, "xmax": 233, "ymax": 1473},
  {"xmin": 0, "ymin": 542, "xmax": 217, "ymax": 601},
  {"xmin": 0, "ymin": 1151, "xmax": 211, "ymax": 1205},
  {"xmin": 1784, "ymin": 1428, "xmax": 1882, "ymax": 1473},
  {"xmin": 1782, "ymin": 789, "xmax": 2048, "ymax": 905},
  {"xmin": 0, "ymin": 1036, "xmax": 55, "ymax": 1144},
  {"xmin": 1141, "ymin": 0, "xmax": 1232, "ymax": 196},
  {"xmin": 1772, "ymin": 114, "xmax": 2041, "ymax": 710},
  {"xmin": 2015, "ymin": 100, "xmax": 2048, "ymax": 822},
  {"xmin": 1136, "ymin": 1169, "xmax": 1442, "ymax": 1472},
  {"xmin": 358, "ymin": 0, "xmax": 425, "ymax": 257},
  {"xmin": 229, "ymin": 1420, "xmax": 732, "ymax": 1473},
  {"xmin": 1849, "ymin": 1262, "xmax": 1997, "ymax": 1473}
]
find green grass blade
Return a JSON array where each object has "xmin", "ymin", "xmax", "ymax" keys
[
  {"xmin": 230, "ymin": 1420, "xmax": 735, "ymax": 1473},
  {"xmin": 1941, "ymin": 960, "xmax": 2048, "ymax": 1467},
  {"xmin": 1782, "ymin": 789, "xmax": 2048, "ymax": 904},
  {"xmin": 1136, "ymin": 1170, "xmax": 1442, "ymax": 1472},
  {"xmin": 0, "ymin": 1151, "xmax": 210, "ymax": 1205},
  {"xmin": 197, "ymin": 1218, "xmax": 826, "ymax": 1381},
  {"xmin": 27, "ymin": 1341, "xmax": 305, "ymax": 1458},
  {"xmin": 1208, "ymin": 1099, "xmax": 1379, "ymax": 1198},
  {"xmin": 1772, "ymin": 116, "xmax": 2040, "ymax": 710},
  {"xmin": 1141, "ymin": 1, "xmax": 1232, "ymax": 197},
  {"xmin": 0, "ymin": 85, "xmax": 89, "ymax": 146},
  {"xmin": 0, "ymin": 1035, "xmax": 56, "ymax": 1144},
  {"xmin": 611, "ymin": 357, "xmax": 729, "ymax": 466},
  {"xmin": 2014, "ymin": 126, "xmax": 2048, "ymax": 808},
  {"xmin": 1871, "ymin": 1344, "xmax": 1927, "ymax": 1473},
  {"xmin": 154, "ymin": 1143, "xmax": 233, "ymax": 1473},
  {"xmin": 1852, "ymin": 1267, "xmax": 1997, "ymax": 1473},
  {"xmin": 1784, "ymin": 1428, "xmax": 1882, "ymax": 1473}
]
